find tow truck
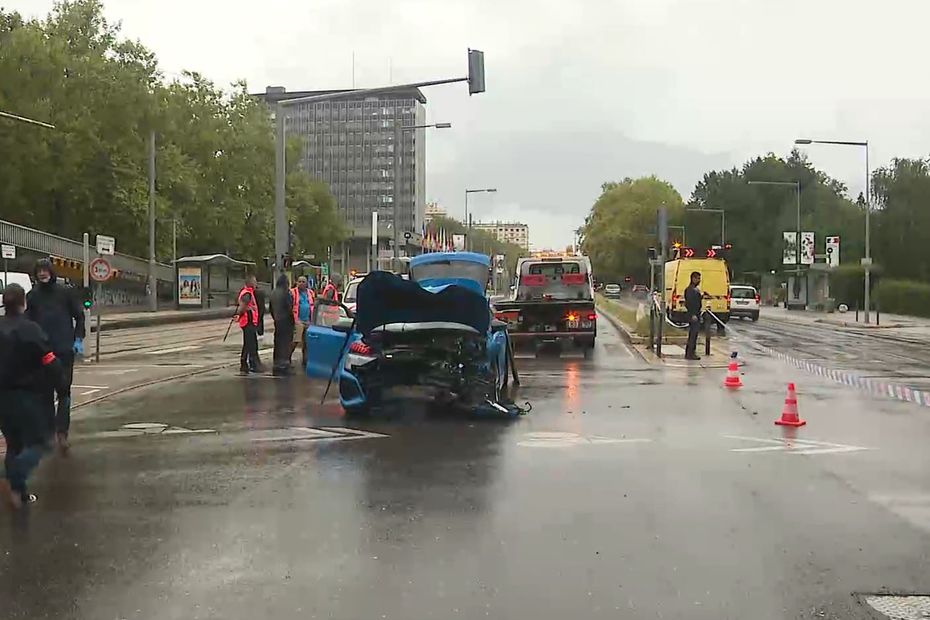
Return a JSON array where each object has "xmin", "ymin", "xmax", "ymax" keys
[{"xmin": 492, "ymin": 255, "xmax": 596, "ymax": 356}]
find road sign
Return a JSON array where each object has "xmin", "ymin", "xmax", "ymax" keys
[
  {"xmin": 1, "ymin": 244, "xmax": 15, "ymax": 259},
  {"xmin": 706, "ymin": 248, "xmax": 717, "ymax": 258},
  {"xmin": 96, "ymin": 234, "xmax": 115, "ymax": 255},
  {"xmin": 861, "ymin": 257, "xmax": 873, "ymax": 267},
  {"xmin": 682, "ymin": 247, "xmax": 695, "ymax": 258},
  {"xmin": 89, "ymin": 257, "xmax": 112, "ymax": 282}
]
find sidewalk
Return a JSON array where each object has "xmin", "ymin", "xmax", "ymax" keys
[
  {"xmin": 761, "ymin": 305, "xmax": 930, "ymax": 333},
  {"xmin": 90, "ymin": 306, "xmax": 234, "ymax": 331}
]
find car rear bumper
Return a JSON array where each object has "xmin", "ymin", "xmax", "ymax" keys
[{"xmin": 729, "ymin": 307, "xmax": 759, "ymax": 317}]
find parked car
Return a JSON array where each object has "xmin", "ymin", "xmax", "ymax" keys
[
  {"xmin": 604, "ymin": 283, "xmax": 622, "ymax": 299},
  {"xmin": 305, "ymin": 252, "xmax": 510, "ymax": 415},
  {"xmin": 631, "ymin": 284, "xmax": 649, "ymax": 297},
  {"xmin": 729, "ymin": 284, "xmax": 760, "ymax": 321}
]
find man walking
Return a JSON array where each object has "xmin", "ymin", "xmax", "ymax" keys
[
  {"xmin": 236, "ymin": 275, "xmax": 262, "ymax": 374},
  {"xmin": 0, "ymin": 283, "xmax": 64, "ymax": 508},
  {"xmin": 684, "ymin": 271, "xmax": 703, "ymax": 361},
  {"xmin": 290, "ymin": 275, "xmax": 314, "ymax": 369},
  {"xmin": 269, "ymin": 274, "xmax": 295, "ymax": 376},
  {"xmin": 25, "ymin": 258, "xmax": 84, "ymax": 450}
]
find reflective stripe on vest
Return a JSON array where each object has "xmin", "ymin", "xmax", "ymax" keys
[{"xmin": 237, "ymin": 286, "xmax": 258, "ymax": 328}]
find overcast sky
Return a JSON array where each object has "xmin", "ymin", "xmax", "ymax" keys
[{"xmin": 7, "ymin": 0, "xmax": 930, "ymax": 249}]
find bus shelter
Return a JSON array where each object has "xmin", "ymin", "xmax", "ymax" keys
[{"xmin": 174, "ymin": 254, "xmax": 255, "ymax": 309}]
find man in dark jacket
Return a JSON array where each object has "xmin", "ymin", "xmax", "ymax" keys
[
  {"xmin": 0, "ymin": 283, "xmax": 64, "ymax": 508},
  {"xmin": 684, "ymin": 271, "xmax": 703, "ymax": 361},
  {"xmin": 269, "ymin": 274, "xmax": 295, "ymax": 376},
  {"xmin": 25, "ymin": 258, "xmax": 85, "ymax": 449}
]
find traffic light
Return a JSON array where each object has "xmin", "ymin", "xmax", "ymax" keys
[
  {"xmin": 77, "ymin": 286, "xmax": 93, "ymax": 309},
  {"xmin": 468, "ymin": 49, "xmax": 486, "ymax": 95}
]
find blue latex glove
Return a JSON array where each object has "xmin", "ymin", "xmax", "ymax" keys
[{"xmin": 73, "ymin": 338, "xmax": 84, "ymax": 356}]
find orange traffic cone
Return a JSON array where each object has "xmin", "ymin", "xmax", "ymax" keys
[
  {"xmin": 723, "ymin": 352, "xmax": 742, "ymax": 389},
  {"xmin": 775, "ymin": 383, "xmax": 806, "ymax": 427}
]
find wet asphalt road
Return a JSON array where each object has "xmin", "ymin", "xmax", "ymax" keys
[{"xmin": 4, "ymin": 319, "xmax": 930, "ymax": 619}]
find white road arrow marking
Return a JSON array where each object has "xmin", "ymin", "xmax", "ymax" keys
[{"xmin": 723, "ymin": 434, "xmax": 870, "ymax": 455}]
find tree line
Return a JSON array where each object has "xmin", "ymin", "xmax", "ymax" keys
[
  {"xmin": 580, "ymin": 150, "xmax": 930, "ymax": 289},
  {"xmin": 0, "ymin": 0, "xmax": 346, "ymax": 267}
]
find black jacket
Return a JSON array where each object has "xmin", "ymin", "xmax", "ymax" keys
[
  {"xmin": 270, "ymin": 276, "xmax": 295, "ymax": 329},
  {"xmin": 684, "ymin": 283, "xmax": 702, "ymax": 318},
  {"xmin": 26, "ymin": 275, "xmax": 85, "ymax": 355},
  {"xmin": 0, "ymin": 314, "xmax": 63, "ymax": 392}
]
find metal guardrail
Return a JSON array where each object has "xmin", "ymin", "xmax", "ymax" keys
[{"xmin": 0, "ymin": 219, "xmax": 174, "ymax": 281}]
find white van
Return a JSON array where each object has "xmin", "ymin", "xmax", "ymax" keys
[{"xmin": 0, "ymin": 272, "xmax": 33, "ymax": 315}]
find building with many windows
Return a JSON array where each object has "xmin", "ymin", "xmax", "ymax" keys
[
  {"xmin": 424, "ymin": 202, "xmax": 447, "ymax": 224},
  {"xmin": 257, "ymin": 86, "xmax": 427, "ymax": 273},
  {"xmin": 472, "ymin": 221, "xmax": 530, "ymax": 251}
]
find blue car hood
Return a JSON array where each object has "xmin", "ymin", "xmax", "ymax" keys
[{"xmin": 356, "ymin": 271, "xmax": 490, "ymax": 336}]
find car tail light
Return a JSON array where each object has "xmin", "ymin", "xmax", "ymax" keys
[
  {"xmin": 561, "ymin": 273, "xmax": 586, "ymax": 285},
  {"xmin": 349, "ymin": 341, "xmax": 371, "ymax": 355},
  {"xmin": 755, "ymin": 294, "xmax": 760, "ymax": 303},
  {"xmin": 672, "ymin": 293, "xmax": 680, "ymax": 305},
  {"xmin": 587, "ymin": 312, "xmax": 597, "ymax": 321},
  {"xmin": 565, "ymin": 313, "xmax": 578, "ymax": 322}
]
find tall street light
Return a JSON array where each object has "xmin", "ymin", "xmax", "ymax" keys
[
  {"xmin": 464, "ymin": 188, "xmax": 497, "ymax": 250},
  {"xmin": 393, "ymin": 122, "xmax": 452, "ymax": 263},
  {"xmin": 795, "ymin": 138, "xmax": 871, "ymax": 322},
  {"xmin": 748, "ymin": 179, "xmax": 801, "ymax": 266}
]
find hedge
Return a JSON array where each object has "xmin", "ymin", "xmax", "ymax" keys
[{"xmin": 874, "ymin": 279, "xmax": 930, "ymax": 318}]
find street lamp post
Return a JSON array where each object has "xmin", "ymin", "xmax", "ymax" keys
[
  {"xmin": 795, "ymin": 138, "xmax": 871, "ymax": 322},
  {"xmin": 393, "ymin": 123, "xmax": 451, "ymax": 264},
  {"xmin": 464, "ymin": 188, "xmax": 497, "ymax": 251}
]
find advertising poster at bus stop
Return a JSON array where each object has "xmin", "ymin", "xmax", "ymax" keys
[
  {"xmin": 178, "ymin": 266, "xmax": 202, "ymax": 306},
  {"xmin": 782, "ymin": 231, "xmax": 797, "ymax": 264},
  {"xmin": 800, "ymin": 232, "xmax": 815, "ymax": 265}
]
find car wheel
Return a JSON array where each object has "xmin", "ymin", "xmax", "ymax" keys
[{"xmin": 751, "ymin": 312, "xmax": 759, "ymax": 322}]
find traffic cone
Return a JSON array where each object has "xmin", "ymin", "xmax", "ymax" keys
[
  {"xmin": 775, "ymin": 383, "xmax": 806, "ymax": 427},
  {"xmin": 722, "ymin": 352, "xmax": 743, "ymax": 389}
]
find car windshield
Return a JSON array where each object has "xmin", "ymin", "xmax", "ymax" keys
[
  {"xmin": 730, "ymin": 287, "xmax": 756, "ymax": 299},
  {"xmin": 410, "ymin": 260, "xmax": 489, "ymax": 290}
]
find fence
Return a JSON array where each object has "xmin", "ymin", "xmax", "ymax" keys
[{"xmin": 0, "ymin": 218, "xmax": 174, "ymax": 282}]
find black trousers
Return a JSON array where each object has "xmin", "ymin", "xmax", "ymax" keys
[
  {"xmin": 0, "ymin": 390, "xmax": 46, "ymax": 499},
  {"xmin": 273, "ymin": 321, "xmax": 294, "ymax": 371},
  {"xmin": 685, "ymin": 317, "xmax": 701, "ymax": 357},
  {"xmin": 240, "ymin": 324, "xmax": 260, "ymax": 371},
  {"xmin": 43, "ymin": 351, "xmax": 74, "ymax": 436}
]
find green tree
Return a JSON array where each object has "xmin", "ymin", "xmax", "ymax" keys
[
  {"xmin": 0, "ymin": 0, "xmax": 346, "ymax": 267},
  {"xmin": 580, "ymin": 176, "xmax": 684, "ymax": 283},
  {"xmin": 690, "ymin": 152, "xmax": 865, "ymax": 281},
  {"xmin": 871, "ymin": 157, "xmax": 930, "ymax": 281}
]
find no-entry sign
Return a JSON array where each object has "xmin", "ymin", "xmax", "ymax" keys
[{"xmin": 90, "ymin": 257, "xmax": 112, "ymax": 282}]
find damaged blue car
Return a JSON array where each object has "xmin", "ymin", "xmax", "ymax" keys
[{"xmin": 305, "ymin": 252, "xmax": 511, "ymax": 415}]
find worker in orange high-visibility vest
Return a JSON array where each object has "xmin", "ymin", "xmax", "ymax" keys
[
  {"xmin": 321, "ymin": 276, "xmax": 340, "ymax": 302},
  {"xmin": 318, "ymin": 275, "xmax": 342, "ymax": 327},
  {"xmin": 236, "ymin": 275, "xmax": 262, "ymax": 374},
  {"xmin": 289, "ymin": 275, "xmax": 314, "ymax": 369}
]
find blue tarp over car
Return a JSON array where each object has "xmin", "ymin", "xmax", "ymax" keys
[{"xmin": 355, "ymin": 270, "xmax": 491, "ymax": 336}]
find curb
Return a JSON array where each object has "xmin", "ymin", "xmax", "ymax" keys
[
  {"xmin": 596, "ymin": 309, "xmax": 647, "ymax": 362},
  {"xmin": 91, "ymin": 308, "xmax": 234, "ymax": 332}
]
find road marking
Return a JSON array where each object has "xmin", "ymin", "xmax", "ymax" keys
[
  {"xmin": 90, "ymin": 422, "xmax": 217, "ymax": 439},
  {"xmin": 73, "ymin": 384, "xmax": 108, "ymax": 389},
  {"xmin": 723, "ymin": 434, "xmax": 871, "ymax": 455},
  {"xmin": 80, "ymin": 389, "xmax": 102, "ymax": 396},
  {"xmin": 144, "ymin": 345, "xmax": 202, "ymax": 355},
  {"xmin": 518, "ymin": 431, "xmax": 652, "ymax": 448},
  {"xmin": 252, "ymin": 426, "xmax": 388, "ymax": 443}
]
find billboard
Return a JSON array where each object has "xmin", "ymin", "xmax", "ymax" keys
[
  {"xmin": 800, "ymin": 232, "xmax": 815, "ymax": 265},
  {"xmin": 178, "ymin": 267, "xmax": 202, "ymax": 306},
  {"xmin": 782, "ymin": 231, "xmax": 797, "ymax": 265}
]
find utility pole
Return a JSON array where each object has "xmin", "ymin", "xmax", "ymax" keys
[
  {"xmin": 148, "ymin": 130, "xmax": 157, "ymax": 311},
  {"xmin": 274, "ymin": 104, "xmax": 288, "ymax": 280},
  {"xmin": 392, "ymin": 120, "xmax": 401, "ymax": 265}
]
